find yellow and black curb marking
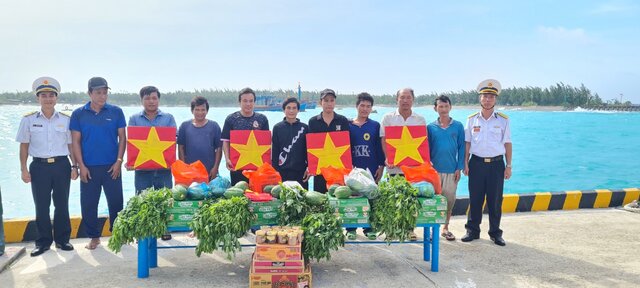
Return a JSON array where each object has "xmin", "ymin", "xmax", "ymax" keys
[
  {"xmin": 3, "ymin": 216, "xmax": 111, "ymax": 244},
  {"xmin": 2, "ymin": 188, "xmax": 639, "ymax": 243},
  {"xmin": 450, "ymin": 188, "xmax": 639, "ymax": 216}
]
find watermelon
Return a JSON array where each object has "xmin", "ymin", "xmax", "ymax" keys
[
  {"xmin": 270, "ymin": 185, "xmax": 282, "ymax": 198},
  {"xmin": 234, "ymin": 181, "xmax": 249, "ymax": 190},
  {"xmin": 263, "ymin": 185, "xmax": 276, "ymax": 194},
  {"xmin": 305, "ymin": 190, "xmax": 327, "ymax": 205},
  {"xmin": 172, "ymin": 184, "xmax": 188, "ymax": 201},
  {"xmin": 334, "ymin": 186, "xmax": 352, "ymax": 199},
  {"xmin": 224, "ymin": 187, "xmax": 245, "ymax": 199},
  {"xmin": 328, "ymin": 184, "xmax": 340, "ymax": 197}
]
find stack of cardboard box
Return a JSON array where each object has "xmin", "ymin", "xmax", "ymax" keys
[
  {"xmin": 328, "ymin": 196, "xmax": 371, "ymax": 225},
  {"xmin": 249, "ymin": 199, "xmax": 281, "ymax": 226},
  {"xmin": 249, "ymin": 227, "xmax": 311, "ymax": 288},
  {"xmin": 167, "ymin": 199, "xmax": 204, "ymax": 227},
  {"xmin": 416, "ymin": 195, "xmax": 448, "ymax": 224}
]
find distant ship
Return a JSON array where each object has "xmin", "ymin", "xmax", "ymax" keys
[{"xmin": 254, "ymin": 82, "xmax": 316, "ymax": 112}]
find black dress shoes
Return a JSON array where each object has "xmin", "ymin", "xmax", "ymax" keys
[
  {"xmin": 490, "ymin": 236, "xmax": 506, "ymax": 246},
  {"xmin": 461, "ymin": 233, "xmax": 479, "ymax": 242},
  {"xmin": 56, "ymin": 243, "xmax": 75, "ymax": 251},
  {"xmin": 30, "ymin": 246, "xmax": 50, "ymax": 257}
]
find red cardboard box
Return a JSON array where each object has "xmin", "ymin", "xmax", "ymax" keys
[
  {"xmin": 252, "ymin": 253, "xmax": 305, "ymax": 274},
  {"xmin": 249, "ymin": 262, "xmax": 312, "ymax": 288}
]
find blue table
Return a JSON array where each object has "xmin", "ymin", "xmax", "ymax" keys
[{"xmin": 136, "ymin": 223, "xmax": 440, "ymax": 278}]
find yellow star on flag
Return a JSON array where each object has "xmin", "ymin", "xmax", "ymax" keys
[
  {"xmin": 128, "ymin": 127, "xmax": 175, "ymax": 168},
  {"xmin": 230, "ymin": 130, "xmax": 271, "ymax": 170},
  {"xmin": 385, "ymin": 126, "xmax": 427, "ymax": 165},
  {"xmin": 307, "ymin": 133, "xmax": 350, "ymax": 175}
]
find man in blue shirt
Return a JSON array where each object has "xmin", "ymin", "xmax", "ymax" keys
[
  {"xmin": 427, "ymin": 95, "xmax": 465, "ymax": 241},
  {"xmin": 127, "ymin": 86, "xmax": 177, "ymax": 194},
  {"xmin": 70, "ymin": 77, "xmax": 126, "ymax": 250},
  {"xmin": 177, "ymin": 96, "xmax": 223, "ymax": 180},
  {"xmin": 347, "ymin": 92, "xmax": 384, "ymax": 240}
]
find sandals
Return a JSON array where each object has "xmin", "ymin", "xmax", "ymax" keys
[
  {"xmin": 161, "ymin": 233, "xmax": 172, "ymax": 241},
  {"xmin": 346, "ymin": 230, "xmax": 357, "ymax": 240},
  {"xmin": 365, "ymin": 231, "xmax": 377, "ymax": 240},
  {"xmin": 441, "ymin": 231, "xmax": 456, "ymax": 241},
  {"xmin": 85, "ymin": 238, "xmax": 100, "ymax": 250}
]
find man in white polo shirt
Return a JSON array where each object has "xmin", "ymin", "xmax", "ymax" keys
[{"xmin": 380, "ymin": 87, "xmax": 427, "ymax": 241}]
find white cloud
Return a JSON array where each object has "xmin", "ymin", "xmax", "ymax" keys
[
  {"xmin": 536, "ymin": 26, "xmax": 592, "ymax": 44},
  {"xmin": 590, "ymin": 2, "xmax": 638, "ymax": 15}
]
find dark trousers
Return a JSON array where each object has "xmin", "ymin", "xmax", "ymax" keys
[
  {"xmin": 278, "ymin": 169, "xmax": 308, "ymax": 190},
  {"xmin": 465, "ymin": 155, "xmax": 505, "ymax": 238},
  {"xmin": 134, "ymin": 169, "xmax": 173, "ymax": 195},
  {"xmin": 312, "ymin": 175, "xmax": 327, "ymax": 193},
  {"xmin": 80, "ymin": 165, "xmax": 123, "ymax": 238},
  {"xmin": 29, "ymin": 158, "xmax": 72, "ymax": 247},
  {"xmin": 230, "ymin": 170, "xmax": 249, "ymax": 186}
]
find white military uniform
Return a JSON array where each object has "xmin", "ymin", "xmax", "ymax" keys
[
  {"xmin": 464, "ymin": 111, "xmax": 511, "ymax": 158},
  {"xmin": 380, "ymin": 109, "xmax": 427, "ymax": 175},
  {"xmin": 15, "ymin": 111, "xmax": 72, "ymax": 157}
]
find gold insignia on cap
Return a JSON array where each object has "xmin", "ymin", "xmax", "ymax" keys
[
  {"xmin": 43, "ymin": 80, "xmax": 49, "ymax": 85},
  {"xmin": 488, "ymin": 82, "xmax": 493, "ymax": 87}
]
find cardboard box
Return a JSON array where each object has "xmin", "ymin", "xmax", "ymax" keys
[
  {"xmin": 419, "ymin": 210, "xmax": 446, "ymax": 218},
  {"xmin": 249, "ymin": 262, "xmax": 312, "ymax": 288},
  {"xmin": 254, "ymin": 243, "xmax": 302, "ymax": 261},
  {"xmin": 254, "ymin": 212, "xmax": 279, "ymax": 220},
  {"xmin": 328, "ymin": 196, "xmax": 369, "ymax": 207},
  {"xmin": 249, "ymin": 200, "xmax": 282, "ymax": 213},
  {"xmin": 416, "ymin": 216, "xmax": 446, "ymax": 224},
  {"xmin": 340, "ymin": 217, "xmax": 370, "ymax": 224},
  {"xmin": 168, "ymin": 206, "xmax": 199, "ymax": 214},
  {"xmin": 168, "ymin": 213, "xmax": 195, "ymax": 222},
  {"xmin": 170, "ymin": 199, "xmax": 204, "ymax": 208},
  {"xmin": 418, "ymin": 195, "xmax": 447, "ymax": 211},
  {"xmin": 167, "ymin": 220, "xmax": 191, "ymax": 228},
  {"xmin": 332, "ymin": 205, "xmax": 370, "ymax": 213},
  {"xmin": 252, "ymin": 218, "xmax": 279, "ymax": 226},
  {"xmin": 252, "ymin": 255, "xmax": 305, "ymax": 274}
]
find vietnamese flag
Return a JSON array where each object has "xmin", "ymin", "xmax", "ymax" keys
[
  {"xmin": 384, "ymin": 125, "xmax": 430, "ymax": 167},
  {"xmin": 306, "ymin": 131, "xmax": 352, "ymax": 176},
  {"xmin": 127, "ymin": 126, "xmax": 177, "ymax": 169},
  {"xmin": 230, "ymin": 130, "xmax": 272, "ymax": 170}
]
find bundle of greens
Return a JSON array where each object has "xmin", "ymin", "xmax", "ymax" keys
[
  {"xmin": 371, "ymin": 176, "xmax": 421, "ymax": 243},
  {"xmin": 189, "ymin": 196, "xmax": 253, "ymax": 259},
  {"xmin": 108, "ymin": 188, "xmax": 173, "ymax": 253},
  {"xmin": 278, "ymin": 182, "xmax": 328, "ymax": 226},
  {"xmin": 301, "ymin": 210, "xmax": 345, "ymax": 262}
]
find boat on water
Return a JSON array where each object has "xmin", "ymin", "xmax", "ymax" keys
[{"xmin": 253, "ymin": 82, "xmax": 316, "ymax": 112}]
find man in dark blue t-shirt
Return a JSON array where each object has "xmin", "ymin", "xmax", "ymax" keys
[
  {"xmin": 70, "ymin": 77, "xmax": 126, "ymax": 250},
  {"xmin": 177, "ymin": 96, "xmax": 222, "ymax": 180},
  {"xmin": 347, "ymin": 92, "xmax": 384, "ymax": 240},
  {"xmin": 221, "ymin": 88, "xmax": 270, "ymax": 185}
]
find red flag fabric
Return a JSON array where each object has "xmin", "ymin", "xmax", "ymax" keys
[
  {"xmin": 306, "ymin": 131, "xmax": 352, "ymax": 176},
  {"xmin": 126, "ymin": 126, "xmax": 176, "ymax": 170},
  {"xmin": 384, "ymin": 125, "xmax": 430, "ymax": 167},
  {"xmin": 230, "ymin": 130, "xmax": 272, "ymax": 171}
]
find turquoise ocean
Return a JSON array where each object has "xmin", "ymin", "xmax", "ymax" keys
[{"xmin": 1, "ymin": 104, "xmax": 638, "ymax": 219}]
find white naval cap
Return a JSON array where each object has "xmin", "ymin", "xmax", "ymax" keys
[
  {"xmin": 32, "ymin": 77, "xmax": 61, "ymax": 95},
  {"xmin": 477, "ymin": 79, "xmax": 501, "ymax": 96}
]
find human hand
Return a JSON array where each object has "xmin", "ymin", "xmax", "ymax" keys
[
  {"xmin": 108, "ymin": 162, "xmax": 121, "ymax": 179},
  {"xmin": 226, "ymin": 160, "xmax": 234, "ymax": 171},
  {"xmin": 21, "ymin": 169, "xmax": 31, "ymax": 183},
  {"xmin": 302, "ymin": 168, "xmax": 310, "ymax": 182},
  {"xmin": 209, "ymin": 168, "xmax": 219, "ymax": 181},
  {"xmin": 71, "ymin": 169, "xmax": 79, "ymax": 180},
  {"xmin": 504, "ymin": 167, "xmax": 512, "ymax": 180},
  {"xmin": 80, "ymin": 165, "xmax": 91, "ymax": 183},
  {"xmin": 454, "ymin": 170, "xmax": 461, "ymax": 182},
  {"xmin": 463, "ymin": 165, "xmax": 469, "ymax": 176}
]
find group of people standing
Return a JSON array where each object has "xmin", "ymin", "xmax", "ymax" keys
[{"xmin": 16, "ymin": 76, "xmax": 512, "ymax": 257}]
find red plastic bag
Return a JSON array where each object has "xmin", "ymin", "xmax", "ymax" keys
[
  {"xmin": 400, "ymin": 163, "xmax": 442, "ymax": 195},
  {"xmin": 242, "ymin": 163, "xmax": 282, "ymax": 193},
  {"xmin": 320, "ymin": 166, "xmax": 352, "ymax": 189},
  {"xmin": 244, "ymin": 191, "xmax": 274, "ymax": 202},
  {"xmin": 171, "ymin": 160, "xmax": 209, "ymax": 186}
]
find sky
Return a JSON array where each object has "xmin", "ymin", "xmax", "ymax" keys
[{"xmin": 1, "ymin": 0, "xmax": 639, "ymax": 103}]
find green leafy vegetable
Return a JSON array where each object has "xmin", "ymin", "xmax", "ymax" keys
[
  {"xmin": 108, "ymin": 188, "xmax": 172, "ymax": 253},
  {"xmin": 189, "ymin": 196, "xmax": 253, "ymax": 259},
  {"xmin": 371, "ymin": 176, "xmax": 421, "ymax": 243},
  {"xmin": 301, "ymin": 210, "xmax": 345, "ymax": 262}
]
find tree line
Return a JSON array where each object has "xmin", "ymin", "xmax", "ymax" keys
[{"xmin": 0, "ymin": 82, "xmax": 615, "ymax": 107}]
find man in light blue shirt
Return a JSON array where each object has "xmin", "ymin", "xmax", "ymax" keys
[
  {"xmin": 427, "ymin": 95, "xmax": 465, "ymax": 241},
  {"xmin": 127, "ymin": 86, "xmax": 177, "ymax": 194}
]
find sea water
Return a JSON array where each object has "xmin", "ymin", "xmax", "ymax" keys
[{"xmin": 0, "ymin": 105, "xmax": 638, "ymax": 218}]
